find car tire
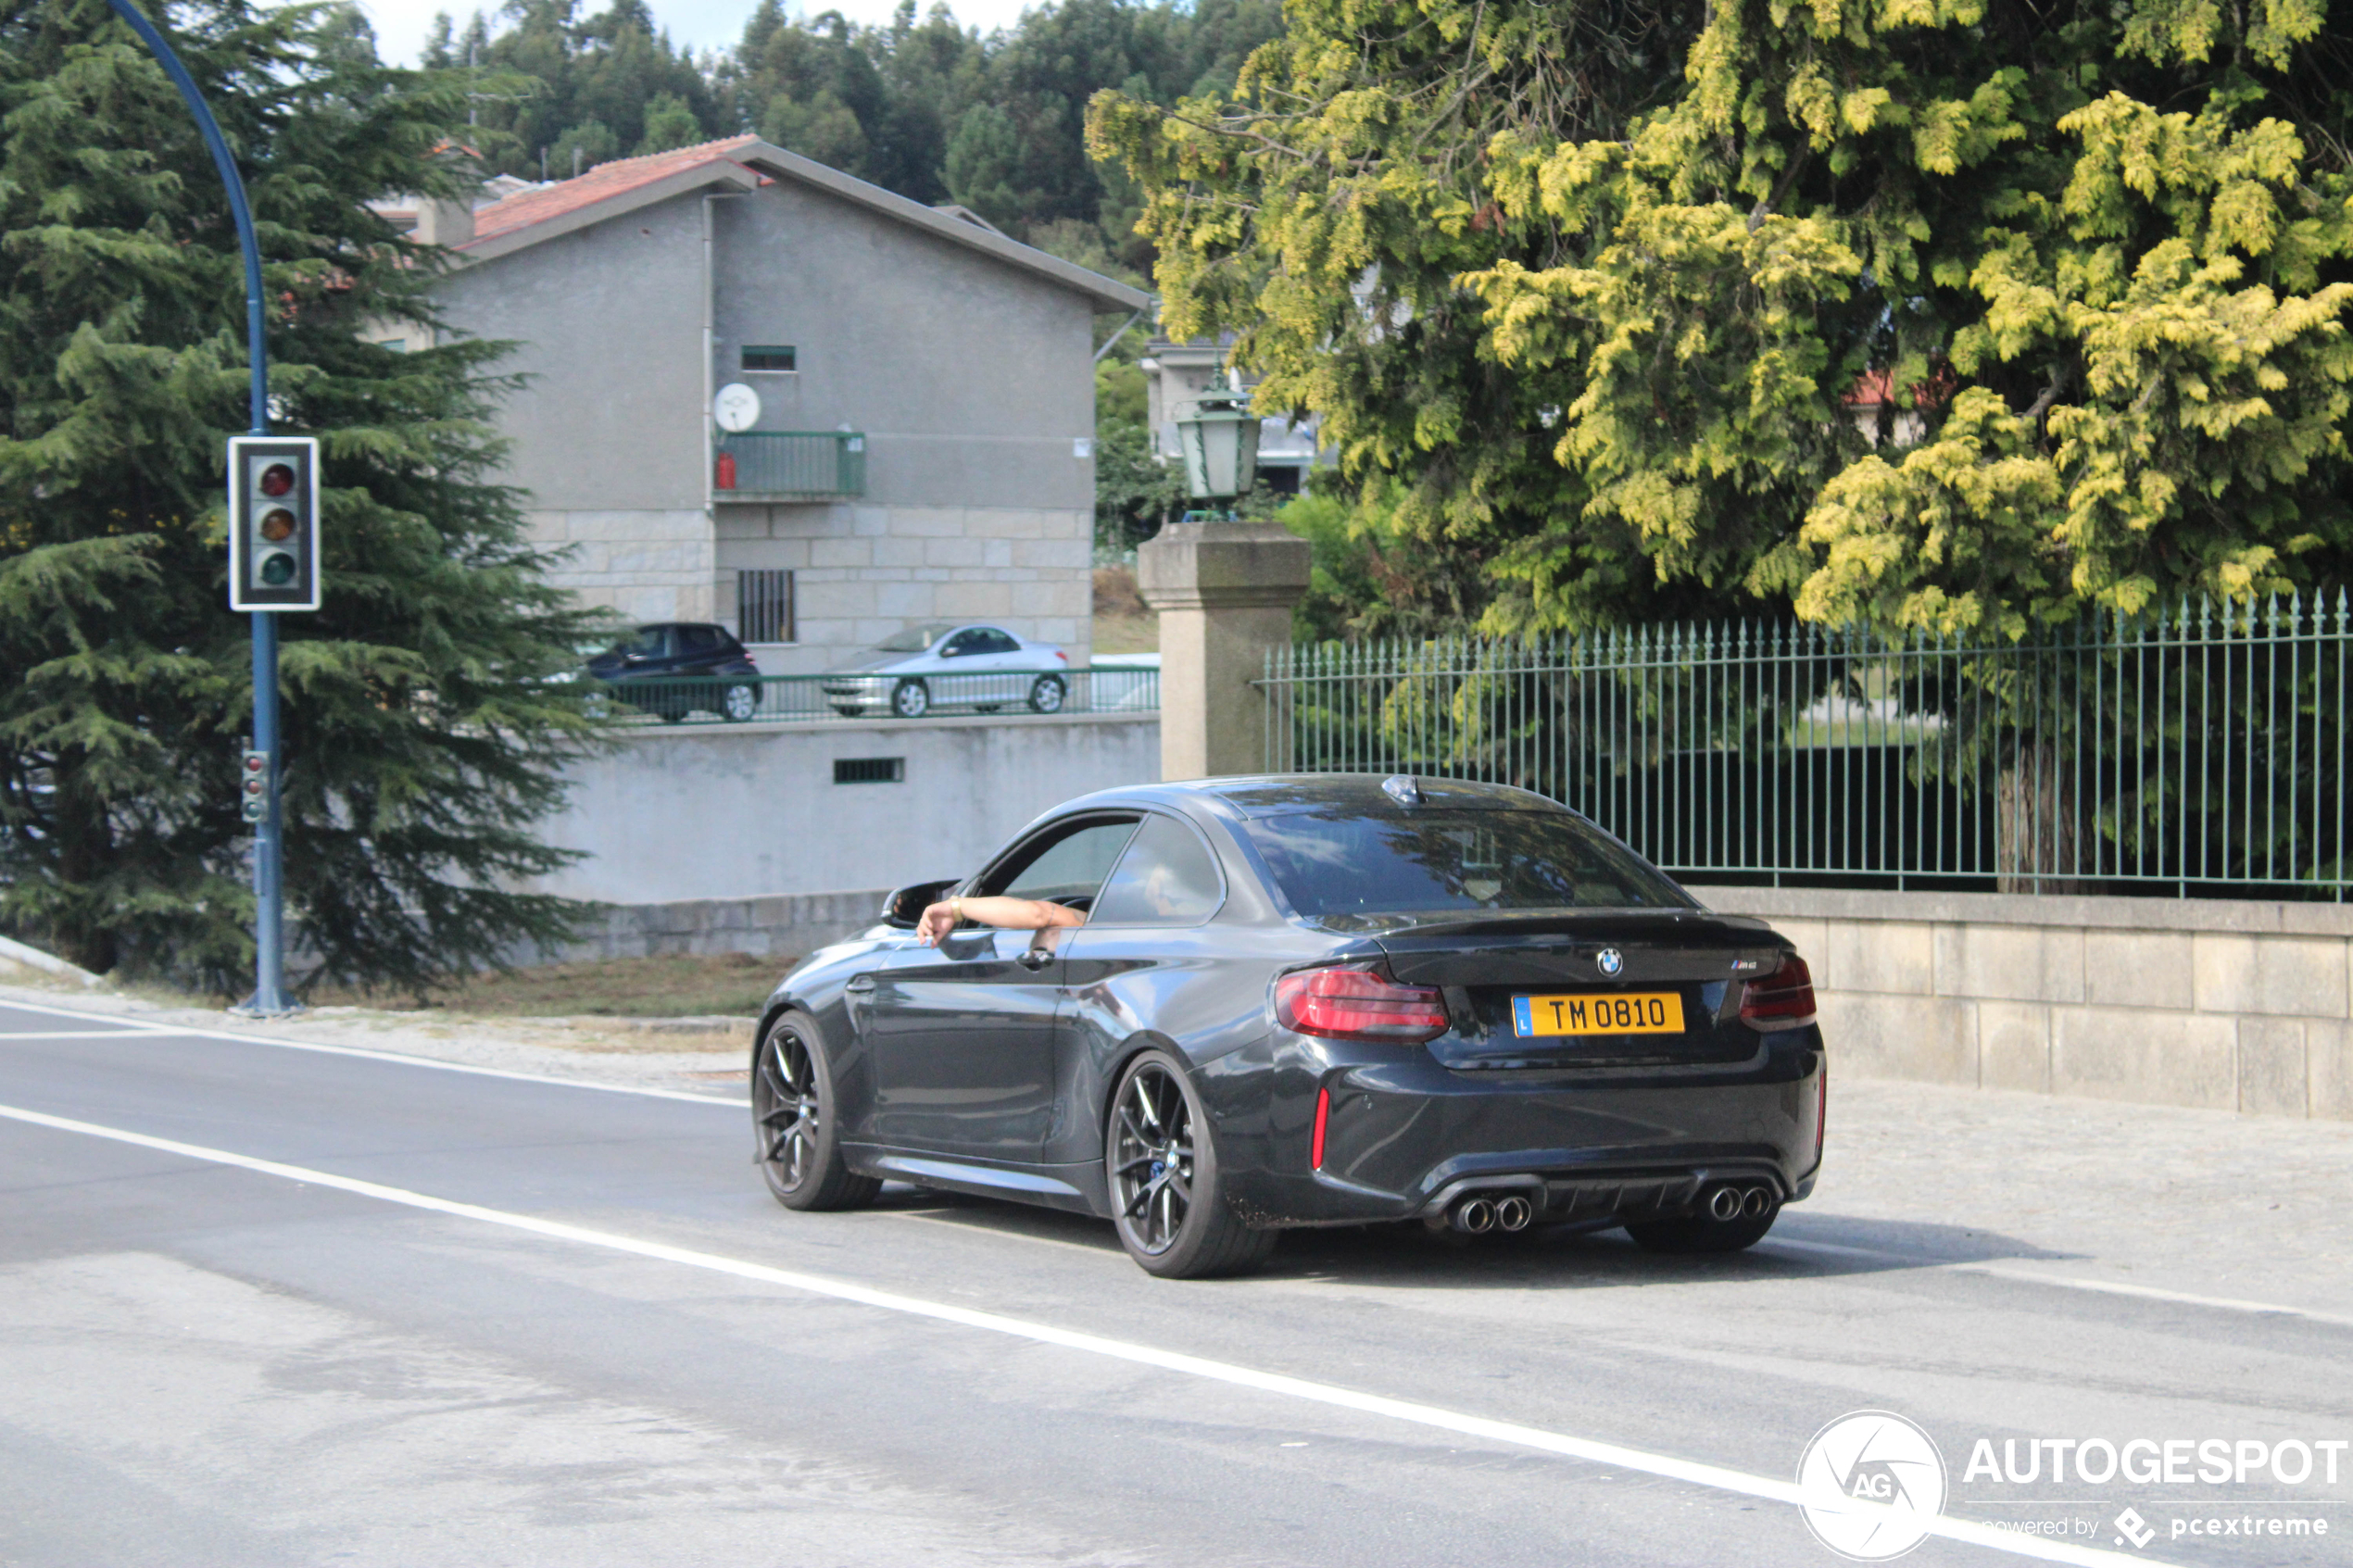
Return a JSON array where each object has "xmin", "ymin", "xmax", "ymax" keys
[
  {"xmin": 1107, "ymin": 1049, "xmax": 1275, "ymax": 1279},
  {"xmin": 1623, "ymin": 1199, "xmax": 1780, "ymax": 1254},
  {"xmin": 722, "ymin": 682, "xmax": 759, "ymax": 722},
  {"xmin": 752, "ymin": 1010, "xmax": 880, "ymax": 1212},
  {"xmin": 1027, "ymin": 674, "xmax": 1067, "ymax": 714},
  {"xmin": 830, "ymin": 705, "xmax": 862, "ymax": 718},
  {"xmin": 890, "ymin": 678, "xmax": 929, "ymax": 719}
]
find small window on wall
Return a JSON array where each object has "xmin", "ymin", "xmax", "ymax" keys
[
  {"xmin": 741, "ymin": 345, "xmax": 797, "ymax": 373},
  {"xmin": 738, "ymin": 569, "xmax": 795, "ymax": 644}
]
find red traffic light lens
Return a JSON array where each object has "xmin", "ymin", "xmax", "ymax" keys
[
  {"xmin": 258, "ymin": 508, "xmax": 296, "ymax": 542},
  {"xmin": 259, "ymin": 463, "xmax": 296, "ymax": 497}
]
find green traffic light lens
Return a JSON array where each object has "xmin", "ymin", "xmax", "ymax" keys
[{"xmin": 258, "ymin": 551, "xmax": 296, "ymax": 586}]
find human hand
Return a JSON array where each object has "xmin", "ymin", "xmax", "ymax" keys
[{"xmin": 915, "ymin": 898, "xmax": 959, "ymax": 945}]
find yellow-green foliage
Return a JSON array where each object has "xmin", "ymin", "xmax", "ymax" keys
[{"xmin": 1090, "ymin": 0, "xmax": 2353, "ymax": 635}]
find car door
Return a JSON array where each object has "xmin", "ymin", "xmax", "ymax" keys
[
  {"xmin": 934, "ymin": 627, "xmax": 988, "ymax": 707},
  {"xmin": 1045, "ymin": 811, "xmax": 1229, "ymax": 1167},
  {"xmin": 865, "ymin": 814, "xmax": 1141, "ymax": 1160}
]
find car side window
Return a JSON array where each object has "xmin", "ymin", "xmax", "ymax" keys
[
  {"xmin": 976, "ymin": 629, "xmax": 1021, "ymax": 655},
  {"xmin": 983, "ymin": 817, "xmax": 1140, "ymax": 905},
  {"xmin": 679, "ymin": 626, "xmax": 722, "ymax": 654},
  {"xmin": 1089, "ymin": 813, "xmax": 1226, "ymax": 927}
]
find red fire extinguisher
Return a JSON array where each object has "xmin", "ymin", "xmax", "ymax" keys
[{"xmin": 714, "ymin": 450, "xmax": 737, "ymax": 490}]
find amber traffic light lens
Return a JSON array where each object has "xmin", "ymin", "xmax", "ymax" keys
[
  {"xmin": 259, "ymin": 463, "xmax": 296, "ymax": 497},
  {"xmin": 258, "ymin": 508, "xmax": 296, "ymax": 542}
]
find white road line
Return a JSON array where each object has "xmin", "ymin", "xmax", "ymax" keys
[
  {"xmin": 0, "ymin": 1029, "xmax": 184, "ymax": 1039},
  {"xmin": 0, "ymin": 1099, "xmax": 2168, "ymax": 1568},
  {"xmin": 0, "ymin": 996, "xmax": 740, "ymax": 1107},
  {"xmin": 1766, "ymin": 1237, "xmax": 2353, "ymax": 1330}
]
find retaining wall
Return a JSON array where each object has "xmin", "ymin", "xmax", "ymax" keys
[
  {"xmin": 1692, "ymin": 885, "xmax": 2353, "ymax": 1120},
  {"xmin": 535, "ymin": 710, "xmax": 1159, "ymax": 907}
]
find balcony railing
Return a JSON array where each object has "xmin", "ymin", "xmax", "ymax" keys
[{"xmin": 714, "ymin": 431, "xmax": 866, "ymax": 499}]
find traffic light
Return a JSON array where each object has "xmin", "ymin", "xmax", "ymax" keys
[
  {"xmin": 227, "ymin": 436, "xmax": 321, "ymax": 611},
  {"xmin": 239, "ymin": 749, "xmax": 270, "ymax": 824}
]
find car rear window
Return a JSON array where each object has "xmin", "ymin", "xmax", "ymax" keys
[{"xmin": 1239, "ymin": 809, "xmax": 1690, "ymax": 916}]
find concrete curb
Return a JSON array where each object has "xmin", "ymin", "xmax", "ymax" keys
[{"xmin": 0, "ymin": 935, "xmax": 102, "ymax": 988}]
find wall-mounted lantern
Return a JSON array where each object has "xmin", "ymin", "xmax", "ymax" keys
[{"xmin": 1173, "ymin": 373, "xmax": 1261, "ymax": 516}]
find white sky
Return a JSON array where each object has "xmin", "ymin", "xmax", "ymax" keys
[{"xmin": 351, "ymin": 0, "xmax": 1040, "ymax": 69}]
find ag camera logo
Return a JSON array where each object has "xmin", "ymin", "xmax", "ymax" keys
[{"xmin": 1798, "ymin": 1411, "xmax": 1949, "ymax": 1561}]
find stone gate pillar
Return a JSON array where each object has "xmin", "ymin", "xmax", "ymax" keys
[{"xmin": 1136, "ymin": 517, "xmax": 1313, "ymax": 781}]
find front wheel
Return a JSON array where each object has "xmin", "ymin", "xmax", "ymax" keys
[
  {"xmin": 1107, "ymin": 1049, "xmax": 1275, "ymax": 1278},
  {"xmin": 721, "ymin": 682, "xmax": 759, "ymax": 722},
  {"xmin": 890, "ymin": 678, "xmax": 930, "ymax": 720},
  {"xmin": 1028, "ymin": 674, "xmax": 1067, "ymax": 714},
  {"xmin": 752, "ymin": 1011, "xmax": 879, "ymax": 1211}
]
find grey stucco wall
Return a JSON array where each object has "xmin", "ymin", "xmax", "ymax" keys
[
  {"xmin": 713, "ymin": 181, "xmax": 1095, "ymax": 512},
  {"xmin": 1692, "ymin": 884, "xmax": 2353, "ymax": 1120},
  {"xmin": 533, "ymin": 711, "xmax": 1158, "ymax": 905}
]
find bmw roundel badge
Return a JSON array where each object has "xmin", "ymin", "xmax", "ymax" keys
[{"xmin": 1596, "ymin": 947, "xmax": 1624, "ymax": 977}]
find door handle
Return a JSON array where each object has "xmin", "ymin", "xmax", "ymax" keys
[
  {"xmin": 1016, "ymin": 949, "xmax": 1053, "ymax": 971},
  {"xmin": 845, "ymin": 974, "xmax": 877, "ymax": 992}
]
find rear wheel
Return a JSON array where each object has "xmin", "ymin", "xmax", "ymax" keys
[
  {"xmin": 722, "ymin": 682, "xmax": 759, "ymax": 722},
  {"xmin": 1027, "ymin": 674, "xmax": 1067, "ymax": 714},
  {"xmin": 1107, "ymin": 1050, "xmax": 1274, "ymax": 1278},
  {"xmin": 752, "ymin": 1011, "xmax": 879, "ymax": 1211},
  {"xmin": 890, "ymin": 679, "xmax": 930, "ymax": 719}
]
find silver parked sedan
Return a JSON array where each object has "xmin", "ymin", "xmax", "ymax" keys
[{"xmin": 820, "ymin": 623, "xmax": 1071, "ymax": 719}]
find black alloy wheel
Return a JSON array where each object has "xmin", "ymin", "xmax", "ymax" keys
[
  {"xmin": 1107, "ymin": 1050, "xmax": 1275, "ymax": 1278},
  {"xmin": 1027, "ymin": 674, "xmax": 1067, "ymax": 714},
  {"xmin": 722, "ymin": 682, "xmax": 759, "ymax": 722},
  {"xmin": 752, "ymin": 1011, "xmax": 879, "ymax": 1211},
  {"xmin": 890, "ymin": 678, "xmax": 930, "ymax": 719}
]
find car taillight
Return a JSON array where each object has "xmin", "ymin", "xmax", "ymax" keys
[
  {"xmin": 1739, "ymin": 954, "xmax": 1817, "ymax": 1031},
  {"xmin": 1275, "ymin": 964, "xmax": 1448, "ymax": 1044}
]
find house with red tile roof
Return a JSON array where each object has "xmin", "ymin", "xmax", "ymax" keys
[{"xmin": 384, "ymin": 135, "xmax": 1147, "ymax": 668}]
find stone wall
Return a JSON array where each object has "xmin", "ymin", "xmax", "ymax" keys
[
  {"xmin": 542, "ymin": 887, "xmax": 891, "ymax": 964},
  {"xmin": 1692, "ymin": 885, "xmax": 2353, "ymax": 1120}
]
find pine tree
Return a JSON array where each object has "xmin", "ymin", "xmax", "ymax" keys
[{"xmin": 0, "ymin": 0, "xmax": 610, "ymax": 993}]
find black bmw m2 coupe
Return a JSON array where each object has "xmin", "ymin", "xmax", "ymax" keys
[{"xmin": 749, "ymin": 774, "xmax": 1826, "ymax": 1277}]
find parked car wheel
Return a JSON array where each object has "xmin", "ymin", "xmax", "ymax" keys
[
  {"xmin": 890, "ymin": 678, "xmax": 930, "ymax": 719},
  {"xmin": 722, "ymin": 682, "xmax": 759, "ymax": 722},
  {"xmin": 1107, "ymin": 1050, "xmax": 1275, "ymax": 1278},
  {"xmin": 1027, "ymin": 674, "xmax": 1067, "ymax": 715},
  {"xmin": 753, "ymin": 1011, "xmax": 880, "ymax": 1211}
]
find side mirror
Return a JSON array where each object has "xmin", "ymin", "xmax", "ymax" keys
[{"xmin": 881, "ymin": 879, "xmax": 959, "ymax": 929}]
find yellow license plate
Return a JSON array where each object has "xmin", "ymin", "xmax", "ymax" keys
[{"xmin": 1511, "ymin": 992, "xmax": 1685, "ymax": 1038}]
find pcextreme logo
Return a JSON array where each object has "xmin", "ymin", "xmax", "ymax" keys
[{"xmin": 1796, "ymin": 1411, "xmax": 1949, "ymax": 1561}]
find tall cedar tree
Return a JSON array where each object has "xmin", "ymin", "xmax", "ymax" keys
[
  {"xmin": 0, "ymin": 0, "xmax": 610, "ymax": 991},
  {"xmin": 1093, "ymin": 0, "xmax": 2353, "ymax": 636}
]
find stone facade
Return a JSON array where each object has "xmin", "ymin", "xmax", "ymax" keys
[{"xmin": 1695, "ymin": 885, "xmax": 2353, "ymax": 1120}]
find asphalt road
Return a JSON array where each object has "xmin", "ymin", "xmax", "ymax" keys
[{"xmin": 2, "ymin": 997, "xmax": 2347, "ymax": 1568}]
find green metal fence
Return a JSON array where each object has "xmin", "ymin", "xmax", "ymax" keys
[
  {"xmin": 713, "ymin": 431, "xmax": 867, "ymax": 498},
  {"xmin": 601, "ymin": 665, "xmax": 1157, "ymax": 725},
  {"xmin": 1258, "ymin": 596, "xmax": 2353, "ymax": 896}
]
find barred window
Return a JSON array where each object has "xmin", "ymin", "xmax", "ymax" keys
[{"xmin": 737, "ymin": 569, "xmax": 795, "ymax": 644}]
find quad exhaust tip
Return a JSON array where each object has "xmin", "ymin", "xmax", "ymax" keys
[
  {"xmin": 1447, "ymin": 1192, "xmax": 1536, "ymax": 1234},
  {"xmin": 1706, "ymin": 1184, "xmax": 1777, "ymax": 1223}
]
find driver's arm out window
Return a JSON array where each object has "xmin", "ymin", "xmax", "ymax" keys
[{"xmin": 1089, "ymin": 814, "xmax": 1224, "ymax": 926}]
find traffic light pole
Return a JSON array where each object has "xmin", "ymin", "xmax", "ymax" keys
[{"xmin": 105, "ymin": 0, "xmax": 292, "ymax": 1013}]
